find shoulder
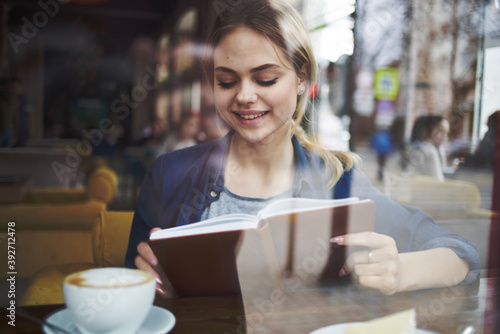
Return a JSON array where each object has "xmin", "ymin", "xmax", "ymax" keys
[
  {"xmin": 295, "ymin": 141, "xmax": 326, "ymax": 172},
  {"xmin": 411, "ymin": 141, "xmax": 437, "ymax": 156},
  {"xmin": 417, "ymin": 141, "xmax": 435, "ymax": 150}
]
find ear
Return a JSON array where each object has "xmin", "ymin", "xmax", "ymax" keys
[{"xmin": 297, "ymin": 62, "xmax": 309, "ymax": 93}]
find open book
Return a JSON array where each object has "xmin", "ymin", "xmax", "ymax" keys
[{"xmin": 149, "ymin": 197, "xmax": 375, "ymax": 298}]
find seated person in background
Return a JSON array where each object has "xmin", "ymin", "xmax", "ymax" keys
[
  {"xmin": 126, "ymin": 0, "xmax": 479, "ymax": 298},
  {"xmin": 156, "ymin": 111, "xmax": 201, "ymax": 157},
  {"xmin": 464, "ymin": 110, "xmax": 498, "ymax": 169},
  {"xmin": 401, "ymin": 115, "xmax": 451, "ymax": 181}
]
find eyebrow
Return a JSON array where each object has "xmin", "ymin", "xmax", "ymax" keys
[{"xmin": 214, "ymin": 63, "xmax": 281, "ymax": 74}]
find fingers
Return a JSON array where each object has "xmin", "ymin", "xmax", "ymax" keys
[
  {"xmin": 149, "ymin": 227, "xmax": 161, "ymax": 236},
  {"xmin": 135, "ymin": 253, "xmax": 175, "ymax": 298},
  {"xmin": 344, "ymin": 249, "xmax": 374, "ymax": 271},
  {"xmin": 351, "ymin": 257, "xmax": 399, "ymax": 278},
  {"xmin": 331, "ymin": 232, "xmax": 395, "ymax": 250},
  {"xmin": 331, "ymin": 232, "xmax": 397, "ymax": 272},
  {"xmin": 344, "ymin": 247, "xmax": 398, "ymax": 269},
  {"xmin": 341, "ymin": 250, "xmax": 378, "ymax": 277},
  {"xmin": 155, "ymin": 284, "xmax": 171, "ymax": 297},
  {"xmin": 340, "ymin": 253, "xmax": 400, "ymax": 295},
  {"xmin": 137, "ymin": 241, "xmax": 158, "ymax": 267},
  {"xmin": 136, "ymin": 242, "xmax": 163, "ymax": 285},
  {"xmin": 135, "ymin": 242, "xmax": 173, "ymax": 297},
  {"xmin": 136, "ymin": 229, "xmax": 175, "ymax": 298},
  {"xmin": 332, "ymin": 232, "xmax": 401, "ymax": 294},
  {"xmin": 135, "ymin": 249, "xmax": 161, "ymax": 283}
]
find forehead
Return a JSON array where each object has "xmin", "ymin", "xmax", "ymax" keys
[{"xmin": 213, "ymin": 27, "xmax": 291, "ymax": 70}]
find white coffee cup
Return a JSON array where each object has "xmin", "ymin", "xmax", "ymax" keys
[{"xmin": 63, "ymin": 268, "xmax": 156, "ymax": 334}]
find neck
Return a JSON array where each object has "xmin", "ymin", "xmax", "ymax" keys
[
  {"xmin": 229, "ymin": 132, "xmax": 294, "ymax": 169},
  {"xmin": 224, "ymin": 131, "xmax": 296, "ymax": 198}
]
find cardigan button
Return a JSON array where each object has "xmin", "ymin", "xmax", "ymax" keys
[{"xmin": 210, "ymin": 190, "xmax": 218, "ymax": 198}]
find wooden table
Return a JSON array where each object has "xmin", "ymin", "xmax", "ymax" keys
[{"xmin": 1, "ymin": 278, "xmax": 498, "ymax": 334}]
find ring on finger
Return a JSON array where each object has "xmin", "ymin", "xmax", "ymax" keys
[{"xmin": 367, "ymin": 250, "xmax": 373, "ymax": 264}]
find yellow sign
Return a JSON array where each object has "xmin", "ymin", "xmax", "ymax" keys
[{"xmin": 374, "ymin": 67, "xmax": 400, "ymax": 101}]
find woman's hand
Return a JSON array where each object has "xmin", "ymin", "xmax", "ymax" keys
[
  {"xmin": 135, "ymin": 228, "xmax": 173, "ymax": 298},
  {"xmin": 331, "ymin": 232, "xmax": 402, "ymax": 295}
]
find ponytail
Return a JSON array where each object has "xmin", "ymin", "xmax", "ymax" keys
[{"xmin": 291, "ymin": 112, "xmax": 359, "ymax": 189}]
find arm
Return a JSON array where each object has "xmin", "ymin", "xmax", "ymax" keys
[
  {"xmin": 332, "ymin": 233, "xmax": 469, "ymax": 295},
  {"xmin": 399, "ymin": 247, "xmax": 469, "ymax": 291},
  {"xmin": 124, "ymin": 160, "xmax": 174, "ymax": 297},
  {"xmin": 124, "ymin": 165, "xmax": 161, "ymax": 268},
  {"xmin": 341, "ymin": 168, "xmax": 480, "ymax": 294}
]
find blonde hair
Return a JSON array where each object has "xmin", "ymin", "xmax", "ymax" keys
[{"xmin": 203, "ymin": 0, "xmax": 358, "ymax": 188}]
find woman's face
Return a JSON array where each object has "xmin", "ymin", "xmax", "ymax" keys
[
  {"xmin": 213, "ymin": 27, "xmax": 304, "ymax": 145},
  {"xmin": 431, "ymin": 120, "xmax": 450, "ymax": 147}
]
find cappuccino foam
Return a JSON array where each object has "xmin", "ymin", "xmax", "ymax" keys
[{"xmin": 65, "ymin": 268, "xmax": 153, "ymax": 288}]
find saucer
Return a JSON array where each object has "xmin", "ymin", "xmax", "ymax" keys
[
  {"xmin": 43, "ymin": 306, "xmax": 176, "ymax": 334},
  {"xmin": 309, "ymin": 322, "xmax": 436, "ymax": 334}
]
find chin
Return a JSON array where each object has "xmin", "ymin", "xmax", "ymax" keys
[{"xmin": 234, "ymin": 130, "xmax": 268, "ymax": 145}]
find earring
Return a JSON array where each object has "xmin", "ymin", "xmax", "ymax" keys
[{"xmin": 298, "ymin": 88, "xmax": 304, "ymax": 95}]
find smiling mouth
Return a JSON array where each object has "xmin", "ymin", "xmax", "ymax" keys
[{"xmin": 236, "ymin": 111, "xmax": 269, "ymax": 120}]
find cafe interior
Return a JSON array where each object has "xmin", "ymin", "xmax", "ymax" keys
[{"xmin": 0, "ymin": 0, "xmax": 499, "ymax": 332}]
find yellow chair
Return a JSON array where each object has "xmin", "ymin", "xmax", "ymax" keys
[
  {"xmin": 22, "ymin": 165, "xmax": 118, "ymax": 205},
  {"xmin": 385, "ymin": 174, "xmax": 491, "ymax": 220},
  {"xmin": 19, "ymin": 210, "xmax": 134, "ymax": 306},
  {"xmin": 0, "ymin": 166, "xmax": 119, "ymax": 279}
]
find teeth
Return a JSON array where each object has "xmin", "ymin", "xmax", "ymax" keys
[{"xmin": 239, "ymin": 112, "xmax": 266, "ymax": 120}]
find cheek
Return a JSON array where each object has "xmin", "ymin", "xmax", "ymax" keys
[
  {"xmin": 213, "ymin": 92, "xmax": 233, "ymax": 123},
  {"xmin": 268, "ymin": 80, "xmax": 296, "ymax": 102},
  {"xmin": 214, "ymin": 91, "xmax": 231, "ymax": 110},
  {"xmin": 276, "ymin": 88, "xmax": 298, "ymax": 115}
]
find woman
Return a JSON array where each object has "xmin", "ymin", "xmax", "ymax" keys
[
  {"xmin": 126, "ymin": 0, "xmax": 479, "ymax": 297},
  {"xmin": 404, "ymin": 115, "xmax": 451, "ymax": 180}
]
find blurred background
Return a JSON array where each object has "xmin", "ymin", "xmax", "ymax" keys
[
  {"xmin": 1, "ymin": 0, "xmax": 498, "ymax": 207},
  {"xmin": 0, "ymin": 0, "xmax": 499, "ymax": 304}
]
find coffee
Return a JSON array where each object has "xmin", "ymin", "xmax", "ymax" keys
[
  {"xmin": 65, "ymin": 268, "xmax": 153, "ymax": 288},
  {"xmin": 63, "ymin": 268, "xmax": 156, "ymax": 334}
]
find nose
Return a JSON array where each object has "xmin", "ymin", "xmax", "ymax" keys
[{"xmin": 235, "ymin": 81, "xmax": 257, "ymax": 106}]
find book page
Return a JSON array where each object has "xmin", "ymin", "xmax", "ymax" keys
[
  {"xmin": 239, "ymin": 200, "xmax": 375, "ymax": 333},
  {"xmin": 258, "ymin": 197, "xmax": 360, "ymax": 220},
  {"xmin": 150, "ymin": 213, "xmax": 258, "ymax": 240},
  {"xmin": 271, "ymin": 200, "xmax": 374, "ymax": 291}
]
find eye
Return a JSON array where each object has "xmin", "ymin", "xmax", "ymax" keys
[
  {"xmin": 217, "ymin": 81, "xmax": 237, "ymax": 89},
  {"xmin": 257, "ymin": 78, "xmax": 278, "ymax": 87}
]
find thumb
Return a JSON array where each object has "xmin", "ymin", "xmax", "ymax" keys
[{"xmin": 149, "ymin": 227, "xmax": 161, "ymax": 236}]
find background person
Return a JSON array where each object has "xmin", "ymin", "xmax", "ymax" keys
[
  {"xmin": 402, "ymin": 115, "xmax": 451, "ymax": 181},
  {"xmin": 464, "ymin": 110, "xmax": 499, "ymax": 169},
  {"xmin": 155, "ymin": 111, "xmax": 201, "ymax": 157}
]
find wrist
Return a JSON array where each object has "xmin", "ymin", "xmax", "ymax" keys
[{"xmin": 397, "ymin": 253, "xmax": 419, "ymax": 292}]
